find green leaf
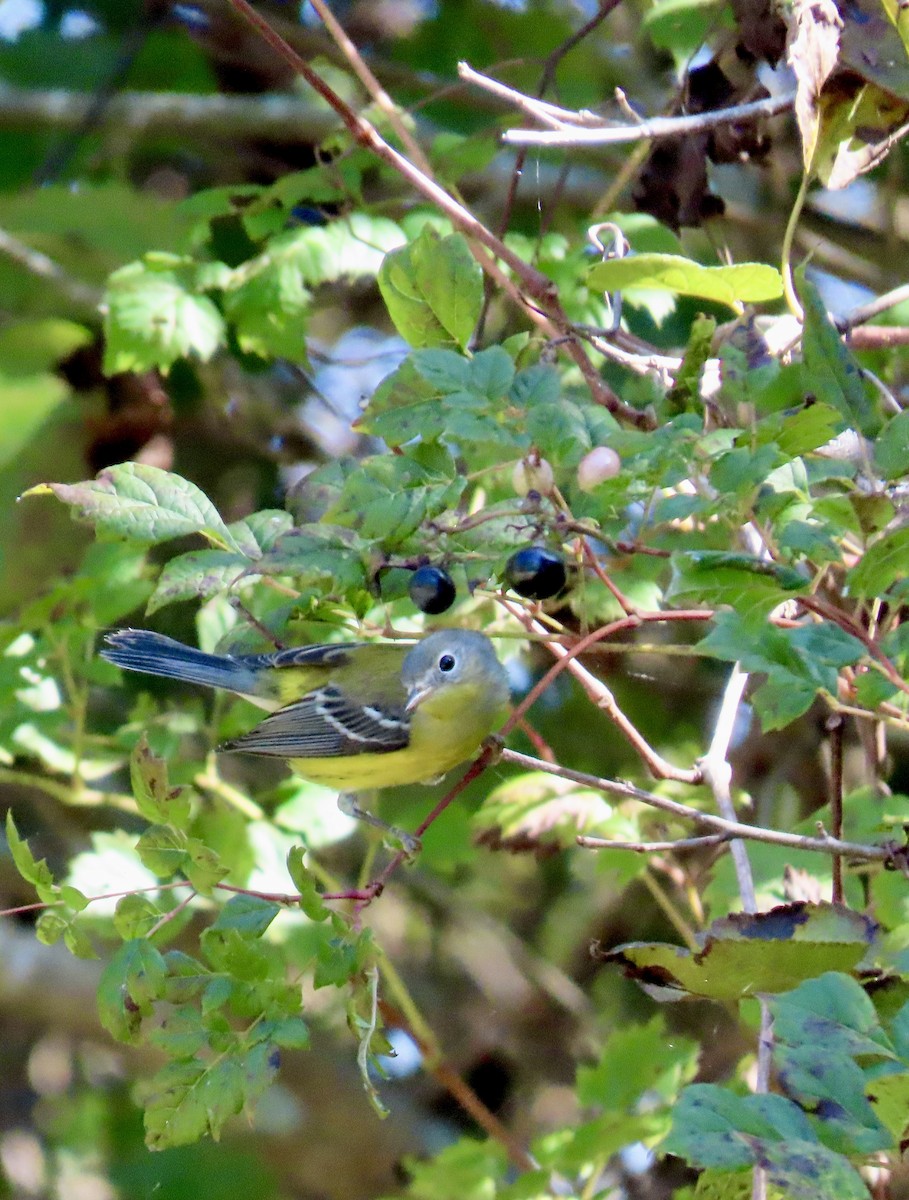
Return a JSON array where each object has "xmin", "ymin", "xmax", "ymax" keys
[
  {"xmin": 262, "ymin": 1016, "xmax": 309, "ymax": 1050},
  {"xmin": 148, "ymin": 1006, "xmax": 209, "ymax": 1059},
  {"xmin": 114, "ymin": 894, "xmax": 166, "ymax": 940},
  {"xmin": 699, "ymin": 613, "xmax": 865, "ymax": 730},
  {"xmin": 577, "ymin": 1014, "xmax": 698, "ymax": 1111},
  {"xmin": 643, "ymin": 0, "xmax": 731, "ymax": 60},
  {"xmin": 257, "ymin": 523, "xmax": 368, "ymax": 597},
  {"xmin": 35, "ymin": 911, "xmax": 68, "ymax": 946},
  {"xmin": 286, "ymin": 847, "xmax": 331, "ymax": 921},
  {"xmin": 669, "ymin": 552, "xmax": 806, "ymax": 623},
  {"xmin": 98, "ymin": 939, "xmax": 168, "ymax": 1043},
  {"xmin": 772, "ymin": 972, "xmax": 894, "ymax": 1061},
  {"xmin": 664, "ymin": 1086, "xmax": 818, "ymax": 1170},
  {"xmin": 209, "ymin": 894, "xmax": 281, "ymax": 938},
  {"xmin": 137, "ymin": 824, "xmax": 190, "ymax": 879},
  {"xmin": 378, "ymin": 227, "xmax": 482, "ymax": 350},
  {"xmin": 26, "ymin": 463, "xmax": 242, "ymax": 551},
  {"xmin": 588, "ymin": 254, "xmax": 783, "ymax": 306},
  {"xmin": 103, "ymin": 254, "xmax": 226, "ymax": 374},
  {"xmin": 599, "ymin": 903, "xmax": 877, "ymax": 1001},
  {"xmin": 666, "ymin": 314, "xmax": 716, "ymax": 411},
  {"xmin": 849, "ymin": 527, "xmax": 909, "ymax": 598},
  {"xmin": 130, "ymin": 735, "xmax": 191, "ymax": 826},
  {"xmin": 63, "ymin": 920, "xmax": 96, "ymax": 959},
  {"xmin": 147, "ymin": 549, "xmax": 252, "ymax": 614},
  {"xmin": 798, "ymin": 269, "xmax": 878, "ymax": 437},
  {"xmin": 6, "ymin": 810, "xmax": 56, "ymax": 899},
  {"xmin": 184, "ymin": 837, "xmax": 228, "ymax": 895},
  {"xmin": 875, "ymin": 410, "xmax": 909, "ymax": 479},
  {"xmin": 775, "ymin": 1042, "xmax": 890, "ymax": 1153},
  {"xmin": 143, "ymin": 1060, "xmax": 213, "ymax": 1149},
  {"xmin": 468, "ymin": 346, "xmax": 515, "ymax": 398},
  {"xmin": 472, "ymin": 772, "xmax": 615, "ymax": 851}
]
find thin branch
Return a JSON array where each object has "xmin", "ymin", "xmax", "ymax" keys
[
  {"xmin": 826, "ymin": 714, "xmax": 845, "ymax": 904},
  {"xmin": 502, "ymin": 91, "xmax": 795, "ymax": 146},
  {"xmin": 839, "ymin": 281, "xmax": 909, "ymax": 330},
  {"xmin": 500, "ymin": 602, "xmax": 704, "ymax": 784},
  {"xmin": 0, "ymin": 226, "xmax": 101, "ymax": 310},
  {"xmin": 595, "ymin": 833, "xmax": 731, "ymax": 853},
  {"xmin": 495, "ymin": 748, "xmax": 894, "ymax": 863},
  {"xmin": 307, "ymin": 0, "xmax": 433, "ymax": 176},
  {"xmin": 699, "ymin": 664, "xmax": 755, "ymax": 913},
  {"xmin": 0, "ymin": 85, "xmax": 341, "ymax": 141},
  {"xmin": 457, "ymin": 62, "xmax": 578, "ymax": 130},
  {"xmin": 227, "ymin": 0, "xmax": 653, "ymax": 430}
]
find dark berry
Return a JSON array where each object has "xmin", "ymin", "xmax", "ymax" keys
[
  {"xmin": 409, "ymin": 565, "xmax": 456, "ymax": 614},
  {"xmin": 504, "ymin": 548, "xmax": 567, "ymax": 600}
]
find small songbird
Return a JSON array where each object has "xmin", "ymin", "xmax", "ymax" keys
[{"xmin": 101, "ymin": 628, "xmax": 510, "ymax": 797}]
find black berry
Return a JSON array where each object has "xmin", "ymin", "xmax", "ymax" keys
[
  {"xmin": 504, "ymin": 548, "xmax": 567, "ymax": 600},
  {"xmin": 409, "ymin": 565, "xmax": 456, "ymax": 614}
]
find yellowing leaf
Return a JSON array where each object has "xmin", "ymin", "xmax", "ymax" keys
[{"xmin": 588, "ymin": 254, "xmax": 782, "ymax": 307}]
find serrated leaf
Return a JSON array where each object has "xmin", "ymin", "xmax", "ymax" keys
[
  {"xmin": 286, "ymin": 847, "xmax": 330, "ymax": 921},
  {"xmin": 261, "ymin": 1016, "xmax": 310, "ymax": 1049},
  {"xmin": 508, "ymin": 362, "xmax": 561, "ymax": 408},
  {"xmin": 137, "ymin": 824, "xmax": 190, "ymax": 879},
  {"xmin": 669, "ymin": 551, "xmax": 806, "ymax": 622},
  {"xmin": 149, "ymin": 1006, "xmax": 209, "ymax": 1059},
  {"xmin": 147, "ymin": 549, "xmax": 252, "ymax": 613},
  {"xmin": 798, "ymin": 270, "xmax": 878, "ymax": 436},
  {"xmin": 103, "ymin": 256, "xmax": 225, "ymax": 374},
  {"xmin": 63, "ymin": 921, "xmax": 96, "ymax": 959},
  {"xmin": 588, "ymin": 254, "xmax": 783, "ymax": 306},
  {"xmin": 468, "ymin": 346, "xmax": 515, "ymax": 398},
  {"xmin": 577, "ymin": 1014, "xmax": 698, "ymax": 1110},
  {"xmin": 143, "ymin": 1060, "xmax": 211, "ymax": 1149},
  {"xmin": 599, "ymin": 902, "xmax": 876, "ymax": 1001},
  {"xmin": 849, "ymin": 527, "xmax": 909, "ymax": 598},
  {"xmin": 130, "ymin": 736, "xmax": 191, "ymax": 826},
  {"xmin": 26, "ymin": 463, "xmax": 242, "ymax": 551},
  {"xmin": 35, "ymin": 910, "xmax": 68, "ymax": 946},
  {"xmin": 664, "ymin": 1086, "xmax": 818, "ymax": 1170},
  {"xmin": 209, "ymin": 894, "xmax": 280, "ymax": 938},
  {"xmin": 257, "ymin": 524, "xmax": 368, "ymax": 596},
  {"xmin": 6, "ymin": 810, "xmax": 56, "ymax": 895},
  {"xmin": 378, "ymin": 228, "xmax": 482, "ymax": 350},
  {"xmin": 184, "ymin": 837, "xmax": 228, "ymax": 895},
  {"xmin": 874, "ymin": 410, "xmax": 909, "ymax": 479},
  {"xmin": 472, "ymin": 772, "xmax": 615, "ymax": 851},
  {"xmin": 114, "ymin": 893, "xmax": 166, "ymax": 940},
  {"xmin": 98, "ymin": 939, "xmax": 168, "ymax": 1043}
]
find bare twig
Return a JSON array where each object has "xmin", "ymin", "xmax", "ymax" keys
[
  {"xmin": 227, "ymin": 0, "xmax": 653, "ymax": 430},
  {"xmin": 500, "ymin": 602, "xmax": 704, "ymax": 784},
  {"xmin": 594, "ymin": 834, "xmax": 730, "ymax": 853},
  {"xmin": 307, "ymin": 0, "xmax": 433, "ymax": 176},
  {"xmin": 503, "ymin": 91, "xmax": 795, "ymax": 146},
  {"xmin": 826, "ymin": 714, "xmax": 845, "ymax": 904},
  {"xmin": 0, "ymin": 226, "xmax": 101, "ymax": 310},
  {"xmin": 699, "ymin": 664, "xmax": 755, "ymax": 912},
  {"xmin": 698, "ymin": 664, "xmax": 770, "ymax": 1200},
  {"xmin": 493, "ymin": 748, "xmax": 893, "ymax": 863},
  {"xmin": 457, "ymin": 62, "xmax": 581, "ymax": 130},
  {"xmin": 0, "ymin": 85, "xmax": 341, "ymax": 141},
  {"xmin": 839, "ymin": 281, "xmax": 909, "ymax": 330}
]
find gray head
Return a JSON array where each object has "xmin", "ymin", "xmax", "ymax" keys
[{"xmin": 401, "ymin": 629, "xmax": 509, "ymax": 712}]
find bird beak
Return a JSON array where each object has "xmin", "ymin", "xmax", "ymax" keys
[{"xmin": 405, "ymin": 685, "xmax": 431, "ymax": 714}]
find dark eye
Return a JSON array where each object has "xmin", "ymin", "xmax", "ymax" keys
[{"xmin": 438, "ymin": 654, "xmax": 456, "ymax": 672}]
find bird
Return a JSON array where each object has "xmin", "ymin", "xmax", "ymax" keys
[{"xmin": 101, "ymin": 628, "xmax": 510, "ymax": 839}]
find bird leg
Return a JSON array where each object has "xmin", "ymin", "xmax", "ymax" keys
[{"xmin": 337, "ymin": 792, "xmax": 422, "ymax": 858}]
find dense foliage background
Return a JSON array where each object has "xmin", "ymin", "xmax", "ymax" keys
[{"xmin": 2, "ymin": 1, "xmax": 909, "ymax": 1198}]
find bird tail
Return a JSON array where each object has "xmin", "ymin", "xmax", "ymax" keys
[{"xmin": 101, "ymin": 629, "xmax": 262, "ymax": 698}]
